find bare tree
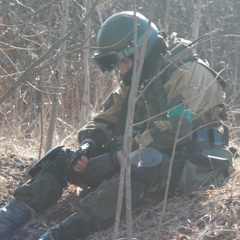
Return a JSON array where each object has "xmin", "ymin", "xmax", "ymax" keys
[
  {"xmin": 0, "ymin": 0, "xmax": 100, "ymax": 105},
  {"xmin": 79, "ymin": 0, "xmax": 92, "ymax": 125},
  {"xmin": 192, "ymin": 0, "xmax": 206, "ymax": 54},
  {"xmin": 0, "ymin": 0, "xmax": 239, "ymax": 139},
  {"xmin": 45, "ymin": 0, "xmax": 69, "ymax": 152},
  {"xmin": 163, "ymin": 0, "xmax": 171, "ymax": 32}
]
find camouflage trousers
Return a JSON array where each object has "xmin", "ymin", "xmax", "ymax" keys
[
  {"xmin": 13, "ymin": 147, "xmax": 184, "ymax": 228},
  {"xmin": 79, "ymin": 174, "xmax": 145, "ymax": 227}
]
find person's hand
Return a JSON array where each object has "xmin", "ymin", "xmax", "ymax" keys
[
  {"xmin": 71, "ymin": 138, "xmax": 95, "ymax": 173},
  {"xmin": 73, "ymin": 155, "xmax": 89, "ymax": 173}
]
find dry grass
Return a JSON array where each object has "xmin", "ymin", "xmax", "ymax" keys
[
  {"xmin": 86, "ymin": 177, "xmax": 240, "ymax": 240},
  {"xmin": 0, "ymin": 136, "xmax": 240, "ymax": 240}
]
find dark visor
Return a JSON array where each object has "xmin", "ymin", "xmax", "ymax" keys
[
  {"xmin": 93, "ymin": 51, "xmax": 123, "ymax": 72},
  {"xmin": 93, "ymin": 46, "xmax": 135, "ymax": 72},
  {"xmin": 93, "ymin": 30, "xmax": 154, "ymax": 72}
]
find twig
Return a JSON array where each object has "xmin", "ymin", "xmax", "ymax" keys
[{"xmin": 0, "ymin": 0, "xmax": 101, "ymax": 105}]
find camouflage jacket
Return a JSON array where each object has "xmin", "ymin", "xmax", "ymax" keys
[{"xmin": 78, "ymin": 37, "xmax": 226, "ymax": 153}]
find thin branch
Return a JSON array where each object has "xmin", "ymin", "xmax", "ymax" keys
[
  {"xmin": 112, "ymin": 1, "xmax": 157, "ymax": 239},
  {"xmin": 155, "ymin": 62, "xmax": 199, "ymax": 238},
  {"xmin": 0, "ymin": 0, "xmax": 101, "ymax": 105}
]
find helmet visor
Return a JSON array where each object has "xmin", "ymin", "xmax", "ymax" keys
[{"xmin": 93, "ymin": 51, "xmax": 122, "ymax": 72}]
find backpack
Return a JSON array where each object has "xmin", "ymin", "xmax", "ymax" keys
[
  {"xmin": 164, "ymin": 32, "xmax": 227, "ymax": 90},
  {"xmin": 162, "ymin": 33, "xmax": 235, "ymax": 194},
  {"xmin": 177, "ymin": 127, "xmax": 235, "ymax": 195}
]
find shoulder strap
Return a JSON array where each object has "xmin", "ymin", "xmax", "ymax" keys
[
  {"xmin": 197, "ymin": 58, "xmax": 227, "ymax": 90},
  {"xmin": 163, "ymin": 38, "xmax": 227, "ymax": 90}
]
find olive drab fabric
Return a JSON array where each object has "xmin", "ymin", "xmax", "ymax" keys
[
  {"xmin": 79, "ymin": 175, "xmax": 143, "ymax": 225},
  {"xmin": 93, "ymin": 11, "xmax": 159, "ymax": 72},
  {"xmin": 14, "ymin": 146, "xmax": 72, "ymax": 213},
  {"xmin": 0, "ymin": 12, "xmax": 233, "ymax": 239},
  {"xmin": 78, "ymin": 34, "xmax": 230, "ymax": 195},
  {"xmin": 178, "ymin": 148, "xmax": 233, "ymax": 194},
  {"xmin": 79, "ymin": 150, "xmax": 170, "ymax": 226},
  {"xmin": 178, "ymin": 160, "xmax": 226, "ymax": 194},
  {"xmin": 78, "ymin": 37, "xmax": 226, "ymax": 152},
  {"xmin": 164, "ymin": 59, "xmax": 226, "ymax": 122}
]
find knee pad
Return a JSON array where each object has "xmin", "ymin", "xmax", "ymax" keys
[
  {"xmin": 130, "ymin": 148, "xmax": 169, "ymax": 188},
  {"xmin": 14, "ymin": 171, "xmax": 63, "ymax": 213},
  {"xmin": 14, "ymin": 146, "xmax": 73, "ymax": 212},
  {"xmin": 29, "ymin": 146, "xmax": 72, "ymax": 187}
]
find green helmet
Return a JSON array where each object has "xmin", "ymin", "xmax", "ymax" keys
[{"xmin": 93, "ymin": 11, "xmax": 159, "ymax": 72}]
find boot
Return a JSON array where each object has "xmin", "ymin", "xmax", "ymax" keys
[
  {"xmin": 0, "ymin": 198, "xmax": 32, "ymax": 239},
  {"xmin": 39, "ymin": 212, "xmax": 93, "ymax": 240}
]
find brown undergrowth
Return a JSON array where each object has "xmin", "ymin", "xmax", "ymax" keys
[{"xmin": 0, "ymin": 137, "xmax": 240, "ymax": 240}]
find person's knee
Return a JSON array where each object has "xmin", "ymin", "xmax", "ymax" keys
[
  {"xmin": 14, "ymin": 171, "xmax": 63, "ymax": 212},
  {"xmin": 79, "ymin": 174, "xmax": 145, "ymax": 227},
  {"xmin": 14, "ymin": 146, "xmax": 72, "ymax": 212}
]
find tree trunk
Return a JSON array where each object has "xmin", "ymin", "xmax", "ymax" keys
[
  {"xmin": 163, "ymin": 0, "xmax": 171, "ymax": 32},
  {"xmin": 192, "ymin": 0, "xmax": 203, "ymax": 54},
  {"xmin": 45, "ymin": 0, "xmax": 69, "ymax": 152},
  {"xmin": 0, "ymin": 0, "xmax": 100, "ymax": 105},
  {"xmin": 80, "ymin": 0, "xmax": 92, "ymax": 125}
]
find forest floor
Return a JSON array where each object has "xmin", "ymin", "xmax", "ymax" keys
[{"xmin": 1, "ymin": 136, "xmax": 240, "ymax": 240}]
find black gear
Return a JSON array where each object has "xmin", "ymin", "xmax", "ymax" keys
[{"xmin": 39, "ymin": 212, "xmax": 92, "ymax": 240}]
